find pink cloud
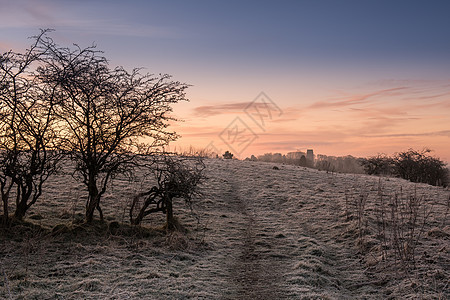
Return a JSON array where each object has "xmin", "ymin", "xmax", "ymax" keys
[
  {"xmin": 192, "ymin": 102, "xmax": 250, "ymax": 117},
  {"xmin": 362, "ymin": 130, "xmax": 450, "ymax": 138},
  {"xmin": 192, "ymin": 101, "xmax": 286, "ymax": 118},
  {"xmin": 178, "ymin": 82, "xmax": 450, "ymax": 162},
  {"xmin": 309, "ymin": 87, "xmax": 408, "ymax": 109}
]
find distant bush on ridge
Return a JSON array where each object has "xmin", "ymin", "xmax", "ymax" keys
[{"xmin": 360, "ymin": 149, "xmax": 449, "ymax": 187}]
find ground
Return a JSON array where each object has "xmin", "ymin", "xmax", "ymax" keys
[{"xmin": 1, "ymin": 159, "xmax": 449, "ymax": 299}]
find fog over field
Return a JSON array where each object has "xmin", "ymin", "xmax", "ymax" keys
[{"xmin": 1, "ymin": 159, "xmax": 448, "ymax": 299}]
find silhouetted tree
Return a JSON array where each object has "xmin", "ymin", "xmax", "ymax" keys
[
  {"xmin": 130, "ymin": 156, "xmax": 205, "ymax": 230},
  {"xmin": 393, "ymin": 149, "xmax": 448, "ymax": 186},
  {"xmin": 223, "ymin": 151, "xmax": 233, "ymax": 159},
  {"xmin": 360, "ymin": 149, "xmax": 448, "ymax": 186},
  {"xmin": 38, "ymin": 34, "xmax": 189, "ymax": 223},
  {"xmin": 0, "ymin": 30, "xmax": 62, "ymax": 222},
  {"xmin": 360, "ymin": 154, "xmax": 394, "ymax": 175}
]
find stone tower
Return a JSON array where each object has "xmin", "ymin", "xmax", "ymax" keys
[{"xmin": 306, "ymin": 149, "xmax": 314, "ymax": 163}]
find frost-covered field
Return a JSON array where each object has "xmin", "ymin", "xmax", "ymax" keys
[{"xmin": 1, "ymin": 159, "xmax": 449, "ymax": 299}]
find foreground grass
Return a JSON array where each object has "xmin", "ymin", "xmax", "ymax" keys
[{"xmin": 1, "ymin": 159, "xmax": 449, "ymax": 299}]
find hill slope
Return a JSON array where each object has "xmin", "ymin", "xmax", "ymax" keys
[{"xmin": 1, "ymin": 159, "xmax": 449, "ymax": 299}]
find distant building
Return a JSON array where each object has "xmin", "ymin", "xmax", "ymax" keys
[{"xmin": 306, "ymin": 149, "xmax": 314, "ymax": 163}]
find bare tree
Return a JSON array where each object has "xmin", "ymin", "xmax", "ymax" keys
[
  {"xmin": 0, "ymin": 30, "xmax": 62, "ymax": 222},
  {"xmin": 360, "ymin": 149, "xmax": 448, "ymax": 186},
  {"xmin": 393, "ymin": 148, "xmax": 448, "ymax": 186},
  {"xmin": 130, "ymin": 156, "xmax": 205, "ymax": 230},
  {"xmin": 359, "ymin": 154, "xmax": 394, "ymax": 175},
  {"xmin": 37, "ymin": 36, "xmax": 190, "ymax": 223}
]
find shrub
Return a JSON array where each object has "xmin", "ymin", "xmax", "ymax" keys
[
  {"xmin": 393, "ymin": 149, "xmax": 448, "ymax": 186},
  {"xmin": 360, "ymin": 149, "xmax": 448, "ymax": 187},
  {"xmin": 359, "ymin": 154, "xmax": 394, "ymax": 175},
  {"xmin": 223, "ymin": 151, "xmax": 233, "ymax": 159},
  {"xmin": 130, "ymin": 156, "xmax": 205, "ymax": 230}
]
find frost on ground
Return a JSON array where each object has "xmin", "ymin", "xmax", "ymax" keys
[{"xmin": 0, "ymin": 159, "xmax": 449, "ymax": 299}]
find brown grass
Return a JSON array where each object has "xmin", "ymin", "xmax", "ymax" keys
[{"xmin": 0, "ymin": 159, "xmax": 449, "ymax": 298}]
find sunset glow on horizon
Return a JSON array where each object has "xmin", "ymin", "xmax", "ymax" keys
[
  {"xmin": 171, "ymin": 79, "xmax": 450, "ymax": 162},
  {"xmin": 1, "ymin": 0, "xmax": 449, "ymax": 162}
]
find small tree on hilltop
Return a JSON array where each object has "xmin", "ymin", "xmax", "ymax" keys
[
  {"xmin": 223, "ymin": 150, "xmax": 233, "ymax": 159},
  {"xmin": 38, "ymin": 34, "xmax": 189, "ymax": 223}
]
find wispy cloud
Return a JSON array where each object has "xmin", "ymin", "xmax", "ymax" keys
[
  {"xmin": 363, "ymin": 130, "xmax": 450, "ymax": 138},
  {"xmin": 193, "ymin": 102, "xmax": 263, "ymax": 117},
  {"xmin": 22, "ymin": 1, "xmax": 56, "ymax": 25},
  {"xmin": 309, "ymin": 87, "xmax": 408, "ymax": 109},
  {"xmin": 0, "ymin": 0, "xmax": 55, "ymax": 28},
  {"xmin": 192, "ymin": 102, "xmax": 303, "ymax": 122},
  {"xmin": 0, "ymin": 1, "xmax": 181, "ymax": 39},
  {"xmin": 171, "ymin": 124, "xmax": 225, "ymax": 138},
  {"xmin": 268, "ymin": 107, "xmax": 302, "ymax": 123},
  {"xmin": 252, "ymin": 139, "xmax": 335, "ymax": 149}
]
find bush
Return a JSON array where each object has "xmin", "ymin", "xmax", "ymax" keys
[
  {"xmin": 359, "ymin": 154, "xmax": 394, "ymax": 175},
  {"xmin": 393, "ymin": 149, "xmax": 448, "ymax": 186},
  {"xmin": 130, "ymin": 156, "xmax": 205, "ymax": 230},
  {"xmin": 360, "ymin": 149, "xmax": 448, "ymax": 187},
  {"xmin": 223, "ymin": 151, "xmax": 233, "ymax": 159}
]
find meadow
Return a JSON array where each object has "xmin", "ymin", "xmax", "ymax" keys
[{"xmin": 1, "ymin": 158, "xmax": 449, "ymax": 299}]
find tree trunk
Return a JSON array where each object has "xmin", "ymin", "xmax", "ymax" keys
[
  {"xmin": 86, "ymin": 197, "xmax": 96, "ymax": 223},
  {"xmin": 2, "ymin": 195, "xmax": 8, "ymax": 219},
  {"xmin": 86, "ymin": 194, "xmax": 100, "ymax": 223},
  {"xmin": 86, "ymin": 175, "xmax": 100, "ymax": 223},
  {"xmin": 14, "ymin": 201, "xmax": 27, "ymax": 220},
  {"xmin": 1, "ymin": 193, "xmax": 9, "ymax": 225},
  {"xmin": 165, "ymin": 195, "xmax": 175, "ymax": 231},
  {"xmin": 14, "ymin": 179, "xmax": 33, "ymax": 221},
  {"xmin": 96, "ymin": 203, "xmax": 103, "ymax": 221}
]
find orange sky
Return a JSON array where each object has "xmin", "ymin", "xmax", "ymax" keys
[
  {"xmin": 171, "ymin": 80, "xmax": 450, "ymax": 162},
  {"xmin": 1, "ymin": 1, "xmax": 450, "ymax": 163}
]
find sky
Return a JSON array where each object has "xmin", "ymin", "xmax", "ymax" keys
[{"xmin": 1, "ymin": 0, "xmax": 450, "ymax": 161}]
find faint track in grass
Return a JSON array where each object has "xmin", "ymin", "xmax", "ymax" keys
[{"xmin": 221, "ymin": 163, "xmax": 288, "ymax": 299}]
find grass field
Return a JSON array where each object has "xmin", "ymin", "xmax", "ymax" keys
[{"xmin": 1, "ymin": 159, "xmax": 449, "ymax": 299}]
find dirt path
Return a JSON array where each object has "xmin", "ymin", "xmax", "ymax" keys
[
  {"xmin": 207, "ymin": 160, "xmax": 376, "ymax": 299},
  {"xmin": 223, "ymin": 172, "xmax": 287, "ymax": 299}
]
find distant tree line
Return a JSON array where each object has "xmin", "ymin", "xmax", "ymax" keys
[
  {"xmin": 253, "ymin": 151, "xmax": 314, "ymax": 167},
  {"xmin": 246, "ymin": 151, "xmax": 364, "ymax": 173},
  {"xmin": 0, "ymin": 30, "xmax": 203, "ymax": 229},
  {"xmin": 360, "ymin": 149, "xmax": 449, "ymax": 187},
  {"xmin": 315, "ymin": 154, "xmax": 364, "ymax": 174},
  {"xmin": 244, "ymin": 148, "xmax": 448, "ymax": 187}
]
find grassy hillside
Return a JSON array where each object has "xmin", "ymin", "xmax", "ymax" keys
[{"xmin": 1, "ymin": 159, "xmax": 449, "ymax": 299}]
